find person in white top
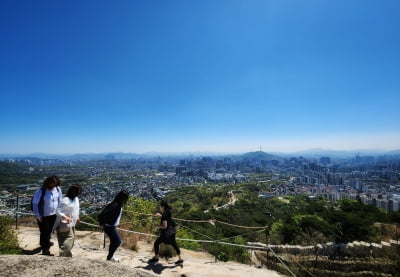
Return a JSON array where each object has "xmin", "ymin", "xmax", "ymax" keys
[
  {"xmin": 32, "ymin": 175, "xmax": 63, "ymax": 255},
  {"xmin": 54, "ymin": 184, "xmax": 82, "ymax": 257}
]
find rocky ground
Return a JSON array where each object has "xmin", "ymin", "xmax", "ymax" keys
[{"xmin": 0, "ymin": 226, "xmax": 282, "ymax": 277}]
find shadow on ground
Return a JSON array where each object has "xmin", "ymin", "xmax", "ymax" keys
[
  {"xmin": 22, "ymin": 247, "xmax": 41, "ymax": 255},
  {"xmin": 135, "ymin": 258, "xmax": 183, "ymax": 274}
]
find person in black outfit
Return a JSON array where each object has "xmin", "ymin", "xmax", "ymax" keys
[
  {"xmin": 98, "ymin": 190, "xmax": 129, "ymax": 262},
  {"xmin": 148, "ymin": 200, "xmax": 183, "ymax": 265}
]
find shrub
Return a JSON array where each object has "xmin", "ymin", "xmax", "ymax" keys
[
  {"xmin": 159, "ymin": 244, "xmax": 177, "ymax": 259},
  {"xmin": 0, "ymin": 216, "xmax": 22, "ymax": 254},
  {"xmin": 176, "ymin": 227, "xmax": 200, "ymax": 250}
]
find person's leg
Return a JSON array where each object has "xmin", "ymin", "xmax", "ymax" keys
[
  {"xmin": 170, "ymin": 235, "xmax": 182, "ymax": 262},
  {"xmin": 169, "ymin": 235, "xmax": 180, "ymax": 255},
  {"xmin": 37, "ymin": 219, "xmax": 45, "ymax": 250},
  {"xmin": 148, "ymin": 236, "xmax": 163, "ymax": 263},
  {"xmin": 104, "ymin": 225, "xmax": 121, "ymax": 260},
  {"xmin": 40, "ymin": 215, "xmax": 56, "ymax": 254},
  {"xmin": 58, "ymin": 228, "xmax": 74, "ymax": 257},
  {"xmin": 154, "ymin": 236, "xmax": 162, "ymax": 256}
]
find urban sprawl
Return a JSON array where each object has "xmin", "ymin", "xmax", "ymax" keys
[{"xmin": 1, "ymin": 152, "xmax": 400, "ymax": 216}]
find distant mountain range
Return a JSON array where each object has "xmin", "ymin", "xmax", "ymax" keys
[{"xmin": 0, "ymin": 149, "xmax": 399, "ymax": 161}]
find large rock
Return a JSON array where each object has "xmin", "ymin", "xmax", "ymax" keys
[{"xmin": 0, "ymin": 255, "xmax": 154, "ymax": 277}]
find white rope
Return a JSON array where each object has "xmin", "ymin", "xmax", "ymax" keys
[
  {"xmin": 266, "ymin": 245, "xmax": 297, "ymax": 277},
  {"xmin": 177, "ymin": 222, "xmax": 215, "ymax": 240},
  {"xmin": 218, "ymin": 229, "xmax": 264, "ymax": 242},
  {"xmin": 15, "ymin": 211, "xmax": 35, "ymax": 216},
  {"xmin": 9, "ymin": 210, "xmax": 268, "ymax": 248}
]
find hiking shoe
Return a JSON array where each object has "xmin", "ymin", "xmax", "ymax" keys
[
  {"xmin": 147, "ymin": 257, "xmax": 159, "ymax": 264},
  {"xmin": 174, "ymin": 259, "xmax": 184, "ymax": 265},
  {"xmin": 110, "ymin": 256, "xmax": 120, "ymax": 262}
]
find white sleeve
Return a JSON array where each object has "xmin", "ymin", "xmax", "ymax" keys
[
  {"xmin": 56, "ymin": 197, "xmax": 68, "ymax": 217},
  {"xmin": 58, "ymin": 187, "xmax": 63, "ymax": 202},
  {"xmin": 77, "ymin": 199, "xmax": 80, "ymax": 217}
]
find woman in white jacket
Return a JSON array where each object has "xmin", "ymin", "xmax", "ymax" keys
[{"xmin": 55, "ymin": 184, "xmax": 82, "ymax": 257}]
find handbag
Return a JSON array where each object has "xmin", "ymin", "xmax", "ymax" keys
[{"xmin": 58, "ymin": 219, "xmax": 71, "ymax": 233}]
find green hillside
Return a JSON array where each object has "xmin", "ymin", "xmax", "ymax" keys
[
  {"xmin": 241, "ymin": 151, "xmax": 283, "ymax": 161},
  {"xmin": 0, "ymin": 161, "xmax": 42, "ymax": 187}
]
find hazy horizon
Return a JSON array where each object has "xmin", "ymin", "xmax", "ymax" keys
[
  {"xmin": 1, "ymin": 1, "xmax": 399, "ymax": 155},
  {"xmin": 1, "ymin": 147, "xmax": 399, "ymax": 157}
]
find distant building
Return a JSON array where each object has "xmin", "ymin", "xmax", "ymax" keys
[
  {"xmin": 176, "ymin": 166, "xmax": 186, "ymax": 176},
  {"xmin": 319, "ymin": 157, "xmax": 331, "ymax": 165}
]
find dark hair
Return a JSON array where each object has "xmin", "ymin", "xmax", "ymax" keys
[
  {"xmin": 160, "ymin": 200, "xmax": 171, "ymax": 210},
  {"xmin": 42, "ymin": 176, "xmax": 60, "ymax": 189},
  {"xmin": 113, "ymin": 190, "xmax": 129, "ymax": 205},
  {"xmin": 66, "ymin": 184, "xmax": 82, "ymax": 200}
]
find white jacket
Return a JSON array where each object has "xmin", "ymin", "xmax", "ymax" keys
[{"xmin": 54, "ymin": 196, "xmax": 80, "ymax": 230}]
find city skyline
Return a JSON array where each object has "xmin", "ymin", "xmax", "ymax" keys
[{"xmin": 1, "ymin": 1, "xmax": 399, "ymax": 155}]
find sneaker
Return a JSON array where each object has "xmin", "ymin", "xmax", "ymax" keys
[
  {"xmin": 41, "ymin": 251, "xmax": 54, "ymax": 256},
  {"xmin": 110, "ymin": 256, "xmax": 120, "ymax": 262},
  {"xmin": 147, "ymin": 257, "xmax": 159, "ymax": 264},
  {"xmin": 174, "ymin": 259, "xmax": 184, "ymax": 265}
]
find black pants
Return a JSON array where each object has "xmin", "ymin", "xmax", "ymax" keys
[
  {"xmin": 37, "ymin": 214, "xmax": 57, "ymax": 253},
  {"xmin": 103, "ymin": 225, "xmax": 122, "ymax": 260},
  {"xmin": 154, "ymin": 233, "xmax": 180, "ymax": 255}
]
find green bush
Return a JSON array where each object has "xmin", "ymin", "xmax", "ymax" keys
[
  {"xmin": 176, "ymin": 227, "xmax": 200, "ymax": 250},
  {"xmin": 159, "ymin": 244, "xmax": 177, "ymax": 259},
  {"xmin": 0, "ymin": 216, "xmax": 22, "ymax": 254},
  {"xmin": 217, "ymin": 251, "xmax": 228, "ymax": 262}
]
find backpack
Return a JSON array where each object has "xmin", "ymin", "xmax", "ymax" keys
[
  {"xmin": 31, "ymin": 188, "xmax": 45, "ymax": 213},
  {"xmin": 31, "ymin": 187, "xmax": 61, "ymax": 215}
]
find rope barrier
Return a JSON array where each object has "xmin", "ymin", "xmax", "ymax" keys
[
  {"xmin": 4, "ymin": 194, "xmax": 266, "ymax": 229},
  {"xmin": 123, "ymin": 208, "xmax": 267, "ymax": 228},
  {"xmin": 80, "ymin": 220, "xmax": 101, "ymax": 229},
  {"xmin": 0, "ymin": 210, "xmax": 296, "ymax": 277},
  {"xmin": 123, "ymin": 209, "xmax": 266, "ymax": 228},
  {"xmin": 2, "ymin": 207, "xmax": 295, "ymax": 275},
  {"xmin": 176, "ymin": 223, "xmax": 215, "ymax": 241},
  {"xmin": 80, "ymin": 201, "xmax": 103, "ymax": 207},
  {"xmin": 5, "ymin": 209, "xmax": 268, "ymax": 249},
  {"xmin": 173, "ymin": 217, "xmax": 213, "ymax": 224},
  {"xmin": 14, "ymin": 211, "xmax": 36, "ymax": 216},
  {"xmin": 215, "ymin": 220, "xmax": 266, "ymax": 229},
  {"xmin": 266, "ymin": 245, "xmax": 297, "ymax": 277},
  {"xmin": 218, "ymin": 241, "xmax": 267, "ymax": 249},
  {"xmin": 218, "ymin": 229, "xmax": 265, "ymax": 242},
  {"xmin": 124, "ymin": 209, "xmax": 212, "ymax": 223}
]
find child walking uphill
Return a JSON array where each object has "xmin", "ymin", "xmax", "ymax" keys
[
  {"xmin": 148, "ymin": 200, "xmax": 183, "ymax": 265},
  {"xmin": 98, "ymin": 190, "xmax": 130, "ymax": 262}
]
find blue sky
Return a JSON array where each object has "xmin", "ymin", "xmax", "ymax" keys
[{"xmin": 1, "ymin": 0, "xmax": 399, "ymax": 154}]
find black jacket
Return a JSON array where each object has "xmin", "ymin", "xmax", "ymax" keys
[{"xmin": 98, "ymin": 202, "xmax": 122, "ymax": 226}]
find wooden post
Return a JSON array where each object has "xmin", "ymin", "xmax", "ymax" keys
[
  {"xmin": 214, "ymin": 220, "xmax": 218, "ymax": 263},
  {"xmin": 103, "ymin": 230, "xmax": 106, "ymax": 249},
  {"xmin": 15, "ymin": 192, "xmax": 19, "ymax": 229},
  {"xmin": 265, "ymin": 225, "xmax": 270, "ymax": 260}
]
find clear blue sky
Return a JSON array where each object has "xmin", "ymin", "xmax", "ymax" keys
[{"xmin": 1, "ymin": 0, "xmax": 399, "ymax": 154}]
